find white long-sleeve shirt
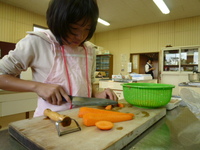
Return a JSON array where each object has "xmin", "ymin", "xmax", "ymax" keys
[
  {"xmin": 0, "ymin": 30, "xmax": 96, "ymax": 83},
  {"xmin": 145, "ymin": 62, "xmax": 152, "ymax": 73}
]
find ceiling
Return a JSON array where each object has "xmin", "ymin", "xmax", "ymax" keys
[{"xmin": 1, "ymin": 0, "xmax": 200, "ymax": 33}]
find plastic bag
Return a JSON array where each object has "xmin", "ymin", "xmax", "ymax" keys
[{"xmin": 180, "ymin": 88, "xmax": 200, "ymax": 120}]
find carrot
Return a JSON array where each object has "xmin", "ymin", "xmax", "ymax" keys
[
  {"xmin": 95, "ymin": 121, "xmax": 114, "ymax": 130},
  {"xmin": 105, "ymin": 105, "xmax": 112, "ymax": 110},
  {"xmin": 78, "ymin": 107, "xmax": 134, "ymax": 118},
  {"xmin": 82, "ymin": 112, "xmax": 133, "ymax": 126},
  {"xmin": 118, "ymin": 103, "xmax": 124, "ymax": 108}
]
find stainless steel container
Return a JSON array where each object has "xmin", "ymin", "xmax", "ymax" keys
[{"xmin": 188, "ymin": 73, "xmax": 200, "ymax": 82}]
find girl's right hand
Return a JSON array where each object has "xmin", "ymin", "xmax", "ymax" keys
[{"xmin": 34, "ymin": 82, "xmax": 72, "ymax": 105}]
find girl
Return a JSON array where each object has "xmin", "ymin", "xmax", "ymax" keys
[{"xmin": 0, "ymin": 0, "xmax": 117, "ymax": 117}]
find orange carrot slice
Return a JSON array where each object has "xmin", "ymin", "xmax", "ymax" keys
[
  {"xmin": 118, "ymin": 103, "xmax": 124, "ymax": 108},
  {"xmin": 105, "ymin": 105, "xmax": 112, "ymax": 110},
  {"xmin": 95, "ymin": 121, "xmax": 114, "ymax": 130}
]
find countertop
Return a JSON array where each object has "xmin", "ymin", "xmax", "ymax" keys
[
  {"xmin": 179, "ymin": 82, "xmax": 200, "ymax": 87},
  {"xmin": 0, "ymin": 105, "xmax": 200, "ymax": 150},
  {"xmin": 99, "ymin": 79, "xmax": 157, "ymax": 83},
  {"xmin": 0, "ymin": 90, "xmax": 20, "ymax": 95}
]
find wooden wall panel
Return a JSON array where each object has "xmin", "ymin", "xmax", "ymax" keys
[
  {"xmin": 175, "ymin": 17, "xmax": 200, "ymax": 46},
  {"xmin": 95, "ymin": 32, "xmax": 109, "ymax": 44},
  {"xmin": 95, "ymin": 16, "xmax": 200, "ymax": 75},
  {"xmin": 130, "ymin": 24, "xmax": 159, "ymax": 53},
  {"xmin": 107, "ymin": 40, "xmax": 119, "ymax": 54},
  {"xmin": 0, "ymin": 19, "xmax": 16, "ymax": 42},
  {"xmin": 107, "ymin": 30, "xmax": 119, "ymax": 41},
  {"xmin": 0, "ymin": 3, "xmax": 16, "ymax": 21},
  {"xmin": 15, "ymin": 22, "xmax": 32, "ymax": 42},
  {"xmin": 118, "ymin": 28, "xmax": 131, "ymax": 40},
  {"xmin": 16, "ymin": 9, "xmax": 34, "ymax": 25},
  {"xmin": 0, "ymin": 2, "xmax": 47, "ymax": 43},
  {"xmin": 158, "ymin": 21, "xmax": 175, "ymax": 49},
  {"xmin": 142, "ymin": 23, "xmax": 159, "ymax": 53},
  {"xmin": 130, "ymin": 26, "xmax": 144, "ymax": 52},
  {"xmin": 33, "ymin": 14, "xmax": 47, "ymax": 27}
]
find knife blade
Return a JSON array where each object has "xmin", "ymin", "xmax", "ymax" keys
[{"xmin": 62, "ymin": 96, "xmax": 118, "ymax": 106}]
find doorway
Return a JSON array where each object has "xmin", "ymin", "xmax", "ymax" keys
[{"xmin": 130, "ymin": 52, "xmax": 159, "ymax": 80}]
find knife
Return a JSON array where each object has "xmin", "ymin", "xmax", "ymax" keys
[{"xmin": 62, "ymin": 95, "xmax": 118, "ymax": 106}]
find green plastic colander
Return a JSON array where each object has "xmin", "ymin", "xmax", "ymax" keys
[{"xmin": 122, "ymin": 83, "xmax": 175, "ymax": 108}]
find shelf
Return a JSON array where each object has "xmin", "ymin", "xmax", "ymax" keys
[
  {"xmin": 164, "ymin": 64, "xmax": 198, "ymax": 66},
  {"xmin": 162, "ymin": 46, "xmax": 200, "ymax": 73},
  {"xmin": 96, "ymin": 54, "xmax": 113, "ymax": 78},
  {"xmin": 180, "ymin": 64, "xmax": 198, "ymax": 66},
  {"xmin": 96, "ymin": 69, "xmax": 110, "ymax": 71},
  {"xmin": 164, "ymin": 65, "xmax": 178, "ymax": 66}
]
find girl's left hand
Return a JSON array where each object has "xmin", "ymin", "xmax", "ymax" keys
[{"xmin": 94, "ymin": 88, "xmax": 118, "ymax": 102}]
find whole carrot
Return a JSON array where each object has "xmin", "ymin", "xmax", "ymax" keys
[
  {"xmin": 83, "ymin": 113, "xmax": 133, "ymax": 126},
  {"xmin": 78, "ymin": 107, "xmax": 134, "ymax": 118}
]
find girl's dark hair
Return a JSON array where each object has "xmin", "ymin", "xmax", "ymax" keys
[
  {"xmin": 46, "ymin": 0, "xmax": 99, "ymax": 45},
  {"xmin": 147, "ymin": 59, "xmax": 153, "ymax": 62}
]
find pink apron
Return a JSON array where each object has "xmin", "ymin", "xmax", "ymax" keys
[{"xmin": 34, "ymin": 32, "xmax": 93, "ymax": 117}]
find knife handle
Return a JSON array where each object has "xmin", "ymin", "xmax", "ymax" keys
[
  {"xmin": 44, "ymin": 109, "xmax": 71, "ymax": 127},
  {"xmin": 62, "ymin": 95, "xmax": 73, "ymax": 102}
]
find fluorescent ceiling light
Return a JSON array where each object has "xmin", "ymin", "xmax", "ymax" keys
[
  {"xmin": 98, "ymin": 18, "xmax": 110, "ymax": 26},
  {"xmin": 153, "ymin": 0, "xmax": 170, "ymax": 14}
]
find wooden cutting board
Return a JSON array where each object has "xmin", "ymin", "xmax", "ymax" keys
[{"xmin": 9, "ymin": 101, "xmax": 166, "ymax": 150}]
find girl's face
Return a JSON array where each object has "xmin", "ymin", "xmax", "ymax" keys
[{"xmin": 64, "ymin": 19, "xmax": 91, "ymax": 47}]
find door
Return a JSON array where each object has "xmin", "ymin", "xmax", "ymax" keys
[
  {"xmin": 0, "ymin": 41, "xmax": 15, "ymax": 58},
  {"xmin": 130, "ymin": 53, "xmax": 159, "ymax": 80}
]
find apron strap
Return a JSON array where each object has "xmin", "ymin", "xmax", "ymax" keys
[{"xmin": 61, "ymin": 45, "xmax": 90, "ymax": 97}]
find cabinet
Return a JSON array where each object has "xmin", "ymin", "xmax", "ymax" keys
[
  {"xmin": 161, "ymin": 46, "xmax": 200, "ymax": 95},
  {"xmin": 96, "ymin": 54, "xmax": 113, "ymax": 78},
  {"xmin": 0, "ymin": 92, "xmax": 37, "ymax": 117},
  {"xmin": 162, "ymin": 46, "xmax": 200, "ymax": 72}
]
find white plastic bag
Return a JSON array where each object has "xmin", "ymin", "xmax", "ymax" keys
[{"xmin": 180, "ymin": 88, "xmax": 200, "ymax": 120}]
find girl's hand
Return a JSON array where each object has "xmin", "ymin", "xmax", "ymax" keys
[
  {"xmin": 34, "ymin": 82, "xmax": 72, "ymax": 105},
  {"xmin": 94, "ymin": 88, "xmax": 118, "ymax": 102}
]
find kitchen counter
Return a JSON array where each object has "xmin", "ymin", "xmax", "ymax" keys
[
  {"xmin": 0, "ymin": 92, "xmax": 37, "ymax": 117},
  {"xmin": 123, "ymin": 106, "xmax": 200, "ymax": 150},
  {"xmin": 99, "ymin": 79, "xmax": 157, "ymax": 99},
  {"xmin": 179, "ymin": 82, "xmax": 200, "ymax": 87},
  {"xmin": 0, "ymin": 90, "xmax": 19, "ymax": 95},
  {"xmin": 1, "ymin": 106, "xmax": 199, "ymax": 150},
  {"xmin": 178, "ymin": 82, "xmax": 200, "ymax": 96}
]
